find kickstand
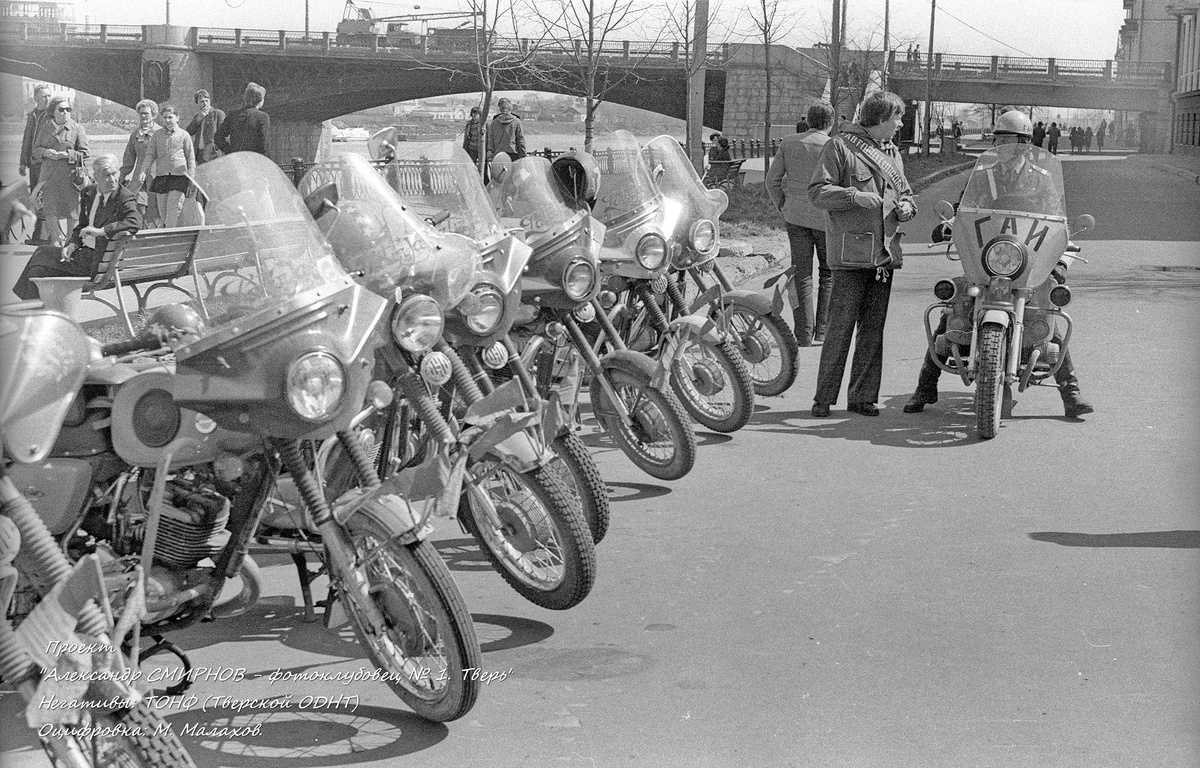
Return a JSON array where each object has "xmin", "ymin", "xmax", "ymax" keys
[
  {"xmin": 291, "ymin": 552, "xmax": 324, "ymax": 622},
  {"xmin": 1002, "ymin": 384, "xmax": 1016, "ymax": 419},
  {"xmin": 139, "ymin": 635, "xmax": 193, "ymax": 697}
]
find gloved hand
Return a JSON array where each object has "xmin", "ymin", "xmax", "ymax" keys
[
  {"xmin": 1051, "ymin": 261, "xmax": 1068, "ymax": 285},
  {"xmin": 896, "ymin": 199, "xmax": 917, "ymax": 222},
  {"xmin": 931, "ymin": 222, "xmax": 953, "ymax": 243}
]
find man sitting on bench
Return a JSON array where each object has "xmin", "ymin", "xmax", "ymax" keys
[{"xmin": 13, "ymin": 154, "xmax": 140, "ymax": 301}]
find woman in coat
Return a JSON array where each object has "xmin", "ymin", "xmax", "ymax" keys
[
  {"xmin": 119, "ymin": 99, "xmax": 161, "ymax": 223},
  {"xmin": 807, "ymin": 90, "xmax": 916, "ymax": 417},
  {"xmin": 31, "ymin": 94, "xmax": 89, "ymax": 245}
]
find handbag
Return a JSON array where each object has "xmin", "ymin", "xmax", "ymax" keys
[{"xmin": 838, "ymin": 134, "xmax": 910, "ymax": 270}]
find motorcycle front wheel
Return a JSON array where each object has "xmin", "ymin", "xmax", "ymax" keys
[
  {"xmin": 669, "ymin": 336, "xmax": 755, "ymax": 433},
  {"xmin": 459, "ymin": 461, "xmax": 596, "ymax": 610},
  {"xmin": 975, "ymin": 322, "xmax": 1007, "ymax": 440},
  {"xmin": 724, "ymin": 307, "xmax": 799, "ymax": 397},
  {"xmin": 550, "ymin": 432, "xmax": 611, "ymax": 545},
  {"xmin": 339, "ymin": 500, "xmax": 481, "ymax": 722},
  {"xmin": 39, "ymin": 702, "xmax": 196, "ymax": 768},
  {"xmin": 590, "ymin": 358, "xmax": 696, "ymax": 481}
]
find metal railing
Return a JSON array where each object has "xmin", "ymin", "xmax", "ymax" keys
[{"xmin": 887, "ymin": 50, "xmax": 1170, "ymax": 82}]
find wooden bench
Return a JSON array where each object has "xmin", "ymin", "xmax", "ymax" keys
[{"xmin": 704, "ymin": 159, "xmax": 746, "ymax": 189}]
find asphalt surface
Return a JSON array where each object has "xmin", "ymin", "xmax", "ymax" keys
[{"xmin": 1, "ymin": 154, "xmax": 1197, "ymax": 768}]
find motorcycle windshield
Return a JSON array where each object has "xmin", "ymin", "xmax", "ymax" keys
[
  {"xmin": 959, "ymin": 144, "xmax": 1067, "ymax": 217},
  {"xmin": 643, "ymin": 135, "xmax": 729, "ymax": 241},
  {"xmin": 491, "ymin": 156, "xmax": 581, "ymax": 245},
  {"xmin": 189, "ymin": 153, "xmax": 349, "ymax": 334},
  {"xmin": 0, "ymin": 309, "xmax": 92, "ymax": 463},
  {"xmin": 590, "ymin": 130, "xmax": 662, "ymax": 228},
  {"xmin": 385, "ymin": 141, "xmax": 506, "ymax": 244},
  {"xmin": 298, "ymin": 153, "xmax": 481, "ymax": 310}
]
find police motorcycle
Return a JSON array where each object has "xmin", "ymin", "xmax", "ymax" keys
[
  {"xmin": 643, "ymin": 136, "xmax": 799, "ymax": 404},
  {"xmin": 499, "ymin": 133, "xmax": 698, "ymax": 481},
  {"xmin": 299, "ymin": 152, "xmax": 596, "ymax": 611},
  {"xmin": 925, "ymin": 141, "xmax": 1094, "ymax": 439},
  {"xmin": 1, "ymin": 310, "xmax": 196, "ymax": 767},
  {"xmin": 6, "ymin": 153, "xmax": 484, "ymax": 722}
]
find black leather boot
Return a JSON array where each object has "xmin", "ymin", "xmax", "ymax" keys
[{"xmin": 1054, "ymin": 351, "xmax": 1094, "ymax": 417}]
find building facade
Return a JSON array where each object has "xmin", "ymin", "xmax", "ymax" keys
[
  {"xmin": 1115, "ymin": 0, "xmax": 1178, "ymax": 151},
  {"xmin": 1168, "ymin": 2, "xmax": 1200, "ymax": 154}
]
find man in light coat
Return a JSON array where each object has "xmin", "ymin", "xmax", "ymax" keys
[
  {"xmin": 765, "ymin": 102, "xmax": 835, "ymax": 346},
  {"xmin": 486, "ymin": 98, "xmax": 526, "ymax": 161}
]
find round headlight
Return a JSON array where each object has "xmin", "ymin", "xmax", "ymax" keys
[
  {"xmin": 1049, "ymin": 284, "xmax": 1072, "ymax": 307},
  {"xmin": 563, "ymin": 260, "xmax": 596, "ymax": 301},
  {"xmin": 391, "ymin": 295, "xmax": 444, "ymax": 353},
  {"xmin": 465, "ymin": 285, "xmax": 504, "ymax": 335},
  {"xmin": 983, "ymin": 239, "xmax": 1026, "ymax": 277},
  {"xmin": 690, "ymin": 219, "xmax": 717, "ymax": 254},
  {"xmin": 636, "ymin": 233, "xmax": 667, "ymax": 270},
  {"xmin": 286, "ymin": 351, "xmax": 346, "ymax": 422}
]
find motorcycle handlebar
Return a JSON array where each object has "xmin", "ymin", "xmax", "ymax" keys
[{"xmin": 100, "ymin": 334, "xmax": 162, "ymax": 358}]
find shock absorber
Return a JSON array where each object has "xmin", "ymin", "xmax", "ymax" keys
[
  {"xmin": 336, "ymin": 431, "xmax": 381, "ymax": 493},
  {"xmin": 635, "ymin": 281, "xmax": 672, "ymax": 335},
  {"xmin": 397, "ymin": 368, "xmax": 456, "ymax": 446},
  {"xmin": 279, "ymin": 441, "xmax": 334, "ymax": 528},
  {"xmin": 664, "ymin": 277, "xmax": 689, "ymax": 318},
  {"xmin": 435, "ymin": 341, "xmax": 484, "ymax": 404}
]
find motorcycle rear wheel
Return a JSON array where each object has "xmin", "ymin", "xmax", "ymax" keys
[
  {"xmin": 976, "ymin": 322, "xmax": 1007, "ymax": 440},
  {"xmin": 590, "ymin": 360, "xmax": 696, "ymax": 481},
  {"xmin": 550, "ymin": 433, "xmax": 611, "ymax": 545},
  {"xmin": 39, "ymin": 702, "xmax": 196, "ymax": 768},
  {"xmin": 724, "ymin": 307, "xmax": 799, "ymax": 397},
  {"xmin": 459, "ymin": 462, "xmax": 596, "ymax": 611},
  {"xmin": 340, "ymin": 501, "xmax": 481, "ymax": 721},
  {"xmin": 669, "ymin": 336, "xmax": 755, "ymax": 433}
]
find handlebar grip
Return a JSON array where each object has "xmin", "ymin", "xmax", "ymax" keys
[
  {"xmin": 1066, "ymin": 242, "xmax": 1082, "ymax": 253},
  {"xmin": 100, "ymin": 334, "xmax": 160, "ymax": 358}
]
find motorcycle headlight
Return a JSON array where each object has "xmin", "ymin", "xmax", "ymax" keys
[
  {"xmin": 982, "ymin": 238, "xmax": 1027, "ymax": 278},
  {"xmin": 636, "ymin": 233, "xmax": 667, "ymax": 270},
  {"xmin": 690, "ymin": 219, "xmax": 717, "ymax": 254},
  {"xmin": 391, "ymin": 295, "xmax": 444, "ymax": 353},
  {"xmin": 465, "ymin": 285, "xmax": 504, "ymax": 335},
  {"xmin": 286, "ymin": 351, "xmax": 346, "ymax": 422},
  {"xmin": 563, "ymin": 260, "xmax": 596, "ymax": 301}
]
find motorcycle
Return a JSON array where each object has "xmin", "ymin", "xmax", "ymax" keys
[
  {"xmin": 925, "ymin": 143, "xmax": 1094, "ymax": 439},
  {"xmin": 6, "ymin": 153, "xmax": 483, "ymax": 723},
  {"xmin": 299, "ymin": 152, "xmax": 597, "ymax": 611},
  {"xmin": 642, "ymin": 135, "xmax": 800, "ymax": 399},
  {"xmin": 1, "ymin": 308, "xmax": 197, "ymax": 766}
]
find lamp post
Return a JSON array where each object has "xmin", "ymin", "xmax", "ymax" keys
[{"xmin": 922, "ymin": 0, "xmax": 936, "ymax": 156}]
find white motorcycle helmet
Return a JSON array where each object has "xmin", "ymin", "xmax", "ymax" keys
[{"xmin": 993, "ymin": 110, "xmax": 1033, "ymax": 143}]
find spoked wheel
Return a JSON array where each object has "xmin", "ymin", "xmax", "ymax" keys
[
  {"xmin": 668, "ymin": 336, "xmax": 755, "ymax": 433},
  {"xmin": 340, "ymin": 499, "xmax": 481, "ymax": 721},
  {"xmin": 459, "ymin": 461, "xmax": 596, "ymax": 610},
  {"xmin": 975, "ymin": 322, "xmax": 1007, "ymax": 440},
  {"xmin": 724, "ymin": 307, "xmax": 799, "ymax": 397},
  {"xmin": 39, "ymin": 702, "xmax": 196, "ymax": 767},
  {"xmin": 549, "ymin": 432, "xmax": 611, "ymax": 544},
  {"xmin": 590, "ymin": 358, "xmax": 696, "ymax": 481}
]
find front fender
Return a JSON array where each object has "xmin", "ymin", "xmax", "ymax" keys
[
  {"xmin": 720, "ymin": 289, "xmax": 774, "ymax": 317},
  {"xmin": 666, "ymin": 313, "xmax": 720, "ymax": 345},
  {"xmin": 980, "ymin": 309, "xmax": 1011, "ymax": 328},
  {"xmin": 599, "ymin": 348, "xmax": 659, "ymax": 380}
]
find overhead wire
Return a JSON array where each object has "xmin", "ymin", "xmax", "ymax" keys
[{"xmin": 934, "ymin": 2, "xmax": 1040, "ymax": 58}]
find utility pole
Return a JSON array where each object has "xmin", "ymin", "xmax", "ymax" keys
[
  {"xmin": 687, "ymin": 0, "xmax": 710, "ymax": 174},
  {"xmin": 922, "ymin": 0, "xmax": 935, "ymax": 156},
  {"xmin": 165, "ymin": 0, "xmax": 170, "ymax": 24},
  {"xmin": 305, "ymin": 1, "xmax": 310, "ymax": 37},
  {"xmin": 831, "ymin": 0, "xmax": 841, "ymax": 114},
  {"xmin": 882, "ymin": 0, "xmax": 889, "ymax": 89}
]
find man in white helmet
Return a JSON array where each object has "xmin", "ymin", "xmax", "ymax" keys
[{"xmin": 902, "ymin": 108, "xmax": 1094, "ymax": 418}]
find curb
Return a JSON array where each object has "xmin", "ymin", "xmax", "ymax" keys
[
  {"xmin": 911, "ymin": 160, "xmax": 976, "ymax": 193},
  {"xmin": 1127, "ymin": 156, "xmax": 1200, "ymax": 185}
]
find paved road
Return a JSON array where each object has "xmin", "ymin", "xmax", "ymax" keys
[{"xmin": 2, "ymin": 155, "xmax": 1197, "ymax": 768}]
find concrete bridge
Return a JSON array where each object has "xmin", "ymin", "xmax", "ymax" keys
[{"xmin": 0, "ymin": 21, "xmax": 728, "ymax": 163}]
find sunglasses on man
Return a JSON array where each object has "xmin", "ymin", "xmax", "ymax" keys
[{"xmin": 56, "ymin": 106, "xmax": 72, "ymax": 113}]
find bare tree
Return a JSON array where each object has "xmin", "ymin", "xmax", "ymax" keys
[
  {"xmin": 741, "ymin": 0, "xmax": 796, "ymax": 173},
  {"xmin": 521, "ymin": 0, "xmax": 663, "ymax": 151},
  {"xmin": 656, "ymin": 1, "xmax": 735, "ymax": 160}
]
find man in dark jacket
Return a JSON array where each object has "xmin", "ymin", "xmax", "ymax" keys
[
  {"xmin": 214, "ymin": 82, "xmax": 270, "ymax": 157},
  {"xmin": 18, "ymin": 83, "xmax": 52, "ymax": 244},
  {"xmin": 12, "ymin": 154, "xmax": 140, "ymax": 301},
  {"xmin": 486, "ymin": 98, "xmax": 525, "ymax": 161},
  {"xmin": 186, "ymin": 88, "xmax": 226, "ymax": 164}
]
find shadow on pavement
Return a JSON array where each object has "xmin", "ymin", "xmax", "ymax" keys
[
  {"xmin": 607, "ymin": 481, "xmax": 671, "ymax": 503},
  {"xmin": 746, "ymin": 393, "xmax": 979, "ymax": 447},
  {"xmin": 1029, "ymin": 530, "xmax": 1200, "ymax": 548},
  {"xmin": 432, "ymin": 536, "xmax": 493, "ymax": 573},
  {"xmin": 167, "ymin": 703, "xmax": 447, "ymax": 767},
  {"xmin": 472, "ymin": 612, "xmax": 555, "ymax": 653}
]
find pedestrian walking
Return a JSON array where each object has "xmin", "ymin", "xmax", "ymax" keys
[
  {"xmin": 463, "ymin": 106, "xmax": 484, "ymax": 166},
  {"xmin": 486, "ymin": 97, "xmax": 526, "ymax": 161},
  {"xmin": 1096, "ymin": 120, "xmax": 1106, "ymax": 153},
  {"xmin": 1032, "ymin": 121, "xmax": 1046, "ymax": 148},
  {"xmin": 18, "ymin": 83, "xmax": 52, "ymax": 244},
  {"xmin": 31, "ymin": 94, "xmax": 89, "ymax": 246},
  {"xmin": 1084, "ymin": 126, "xmax": 1094, "ymax": 153},
  {"xmin": 12, "ymin": 154, "xmax": 139, "ymax": 301},
  {"xmin": 144, "ymin": 105, "xmax": 195, "ymax": 228},
  {"xmin": 214, "ymin": 82, "xmax": 271, "ymax": 157},
  {"xmin": 1047, "ymin": 122, "xmax": 1061, "ymax": 154},
  {"xmin": 186, "ymin": 89, "xmax": 225, "ymax": 164},
  {"xmin": 119, "ymin": 98, "xmax": 161, "ymax": 223},
  {"xmin": 765, "ymin": 102, "xmax": 835, "ymax": 347},
  {"xmin": 807, "ymin": 90, "xmax": 916, "ymax": 417}
]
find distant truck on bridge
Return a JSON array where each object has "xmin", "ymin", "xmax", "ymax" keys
[{"xmin": 335, "ymin": 0, "xmax": 482, "ymax": 50}]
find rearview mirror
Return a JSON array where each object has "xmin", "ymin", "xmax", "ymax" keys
[
  {"xmin": 934, "ymin": 200, "xmax": 955, "ymax": 221},
  {"xmin": 1070, "ymin": 214, "xmax": 1095, "ymax": 236}
]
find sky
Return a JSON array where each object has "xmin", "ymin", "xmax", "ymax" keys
[{"xmin": 73, "ymin": 0, "xmax": 1130, "ymax": 62}]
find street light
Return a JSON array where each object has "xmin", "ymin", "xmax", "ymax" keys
[{"xmin": 922, "ymin": 0, "xmax": 936, "ymax": 156}]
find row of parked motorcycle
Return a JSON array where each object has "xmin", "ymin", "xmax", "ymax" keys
[{"xmin": 0, "ymin": 130, "xmax": 807, "ymax": 766}]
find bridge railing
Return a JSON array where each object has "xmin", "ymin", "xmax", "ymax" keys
[
  {"xmin": 887, "ymin": 50, "xmax": 1170, "ymax": 82},
  {"xmin": 0, "ymin": 20, "xmax": 144, "ymax": 46}
]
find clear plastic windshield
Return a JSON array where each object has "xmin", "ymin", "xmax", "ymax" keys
[
  {"xmin": 590, "ymin": 130, "xmax": 661, "ymax": 227},
  {"xmin": 0, "ymin": 309, "xmax": 92, "ymax": 463},
  {"xmin": 384, "ymin": 141, "xmax": 505, "ymax": 243},
  {"xmin": 491, "ymin": 156, "xmax": 580, "ymax": 243},
  {"xmin": 960, "ymin": 144, "xmax": 1067, "ymax": 217},
  {"xmin": 190, "ymin": 153, "xmax": 348, "ymax": 331},
  {"xmin": 643, "ymin": 135, "xmax": 729, "ymax": 231},
  {"xmin": 298, "ymin": 153, "xmax": 480, "ymax": 309}
]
